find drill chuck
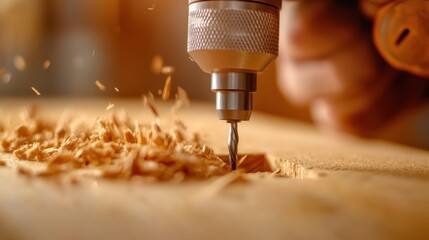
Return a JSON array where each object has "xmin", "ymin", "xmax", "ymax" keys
[{"xmin": 187, "ymin": 0, "xmax": 281, "ymax": 121}]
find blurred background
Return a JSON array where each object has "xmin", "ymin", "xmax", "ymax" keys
[{"xmin": 0, "ymin": 0, "xmax": 309, "ymax": 121}]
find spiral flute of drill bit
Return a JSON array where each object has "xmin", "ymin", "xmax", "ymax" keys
[{"xmin": 228, "ymin": 121, "xmax": 239, "ymax": 170}]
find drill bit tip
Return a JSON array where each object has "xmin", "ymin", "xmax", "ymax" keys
[{"xmin": 228, "ymin": 121, "xmax": 239, "ymax": 171}]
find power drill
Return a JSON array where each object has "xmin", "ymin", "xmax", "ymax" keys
[{"xmin": 187, "ymin": 0, "xmax": 282, "ymax": 170}]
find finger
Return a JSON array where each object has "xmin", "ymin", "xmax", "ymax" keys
[
  {"xmin": 359, "ymin": 0, "xmax": 394, "ymax": 19},
  {"xmin": 279, "ymin": 32, "xmax": 389, "ymax": 104},
  {"xmin": 281, "ymin": 0, "xmax": 365, "ymax": 61},
  {"xmin": 379, "ymin": 100, "xmax": 429, "ymax": 149}
]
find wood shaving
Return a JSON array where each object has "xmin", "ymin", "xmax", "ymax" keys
[
  {"xmin": 161, "ymin": 66, "xmax": 175, "ymax": 75},
  {"xmin": 151, "ymin": 55, "xmax": 163, "ymax": 74},
  {"xmin": 172, "ymin": 87, "xmax": 191, "ymax": 112},
  {"xmin": 114, "ymin": 87, "xmax": 120, "ymax": 92},
  {"xmin": 237, "ymin": 155, "xmax": 248, "ymax": 167},
  {"xmin": 174, "ymin": 118, "xmax": 187, "ymax": 130},
  {"xmin": 0, "ymin": 160, "xmax": 6, "ymax": 167},
  {"xmin": 0, "ymin": 103, "xmax": 229, "ymax": 182},
  {"xmin": 148, "ymin": 3, "xmax": 156, "ymax": 10},
  {"xmin": 43, "ymin": 60, "xmax": 51, "ymax": 70},
  {"xmin": 95, "ymin": 81, "xmax": 106, "ymax": 91},
  {"xmin": 2, "ymin": 73, "xmax": 11, "ymax": 84},
  {"xmin": 92, "ymin": 49, "xmax": 96, "ymax": 57},
  {"xmin": 271, "ymin": 168, "xmax": 281, "ymax": 176},
  {"xmin": 31, "ymin": 87, "xmax": 41, "ymax": 96},
  {"xmin": 106, "ymin": 103, "xmax": 115, "ymax": 111},
  {"xmin": 143, "ymin": 94, "xmax": 159, "ymax": 118},
  {"xmin": 14, "ymin": 55, "xmax": 27, "ymax": 71},
  {"xmin": 162, "ymin": 76, "xmax": 172, "ymax": 101},
  {"xmin": 0, "ymin": 68, "xmax": 11, "ymax": 84}
]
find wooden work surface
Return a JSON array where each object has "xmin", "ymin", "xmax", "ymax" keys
[{"xmin": 0, "ymin": 98, "xmax": 428, "ymax": 240}]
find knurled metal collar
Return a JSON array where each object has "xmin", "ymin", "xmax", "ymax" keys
[{"xmin": 189, "ymin": 0, "xmax": 282, "ymax": 9}]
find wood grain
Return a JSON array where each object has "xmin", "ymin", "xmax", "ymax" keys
[{"xmin": 0, "ymin": 98, "xmax": 428, "ymax": 240}]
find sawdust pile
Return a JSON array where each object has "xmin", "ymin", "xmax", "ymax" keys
[{"xmin": 0, "ymin": 104, "xmax": 229, "ymax": 182}]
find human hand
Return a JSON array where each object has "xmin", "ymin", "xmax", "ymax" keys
[{"xmin": 277, "ymin": 0, "xmax": 429, "ymax": 148}]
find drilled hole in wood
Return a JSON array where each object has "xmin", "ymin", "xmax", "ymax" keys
[
  {"xmin": 395, "ymin": 28, "xmax": 410, "ymax": 46},
  {"xmin": 219, "ymin": 154, "xmax": 273, "ymax": 173}
]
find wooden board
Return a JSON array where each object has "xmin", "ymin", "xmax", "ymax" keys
[{"xmin": 1, "ymin": 98, "xmax": 429, "ymax": 240}]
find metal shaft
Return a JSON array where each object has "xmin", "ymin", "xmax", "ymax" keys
[{"xmin": 228, "ymin": 121, "xmax": 239, "ymax": 170}]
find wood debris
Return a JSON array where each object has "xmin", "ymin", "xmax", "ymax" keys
[
  {"xmin": 0, "ymin": 160, "xmax": 6, "ymax": 167},
  {"xmin": 172, "ymin": 87, "xmax": 191, "ymax": 111},
  {"xmin": 0, "ymin": 102, "xmax": 229, "ymax": 182},
  {"xmin": 143, "ymin": 94, "xmax": 160, "ymax": 118},
  {"xmin": 31, "ymin": 87, "xmax": 41, "ymax": 96},
  {"xmin": 106, "ymin": 103, "xmax": 115, "ymax": 111},
  {"xmin": 161, "ymin": 66, "xmax": 175, "ymax": 75},
  {"xmin": 95, "ymin": 80, "xmax": 106, "ymax": 91},
  {"xmin": 237, "ymin": 155, "xmax": 248, "ymax": 167},
  {"xmin": 114, "ymin": 87, "xmax": 120, "ymax": 92},
  {"xmin": 0, "ymin": 68, "xmax": 11, "ymax": 84},
  {"xmin": 162, "ymin": 76, "xmax": 172, "ymax": 101},
  {"xmin": 271, "ymin": 168, "xmax": 281, "ymax": 176},
  {"xmin": 148, "ymin": 3, "xmax": 156, "ymax": 10},
  {"xmin": 43, "ymin": 60, "xmax": 51, "ymax": 70},
  {"xmin": 14, "ymin": 55, "xmax": 27, "ymax": 71},
  {"xmin": 151, "ymin": 55, "xmax": 163, "ymax": 74}
]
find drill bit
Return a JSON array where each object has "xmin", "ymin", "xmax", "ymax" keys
[{"xmin": 228, "ymin": 121, "xmax": 239, "ymax": 171}]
